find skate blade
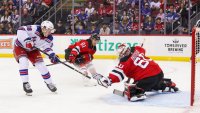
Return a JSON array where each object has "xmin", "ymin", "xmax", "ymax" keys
[
  {"xmin": 26, "ymin": 93, "xmax": 32, "ymax": 96},
  {"xmin": 130, "ymin": 95, "xmax": 147, "ymax": 102}
]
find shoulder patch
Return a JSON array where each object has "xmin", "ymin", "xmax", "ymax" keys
[{"xmin": 35, "ymin": 26, "xmax": 42, "ymax": 37}]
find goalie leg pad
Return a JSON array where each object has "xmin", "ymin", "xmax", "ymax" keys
[{"xmin": 124, "ymin": 83, "xmax": 146, "ymax": 101}]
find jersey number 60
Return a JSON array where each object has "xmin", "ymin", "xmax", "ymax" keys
[{"xmin": 134, "ymin": 54, "xmax": 149, "ymax": 68}]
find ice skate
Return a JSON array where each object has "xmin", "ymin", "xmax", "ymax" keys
[
  {"xmin": 162, "ymin": 79, "xmax": 179, "ymax": 92},
  {"xmin": 130, "ymin": 93, "xmax": 147, "ymax": 102},
  {"xmin": 23, "ymin": 82, "xmax": 33, "ymax": 96},
  {"xmin": 45, "ymin": 82, "xmax": 57, "ymax": 92}
]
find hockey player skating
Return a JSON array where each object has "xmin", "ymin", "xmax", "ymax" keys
[
  {"xmin": 64, "ymin": 33, "xmax": 101, "ymax": 86},
  {"xmin": 13, "ymin": 20, "xmax": 59, "ymax": 96},
  {"xmin": 97, "ymin": 43, "xmax": 179, "ymax": 101}
]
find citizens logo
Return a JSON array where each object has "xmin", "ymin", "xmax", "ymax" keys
[{"xmin": 0, "ymin": 38, "xmax": 13, "ymax": 49}]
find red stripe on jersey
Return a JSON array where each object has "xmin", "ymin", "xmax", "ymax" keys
[{"xmin": 109, "ymin": 73, "xmax": 121, "ymax": 83}]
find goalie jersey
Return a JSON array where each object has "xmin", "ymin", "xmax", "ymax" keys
[{"xmin": 109, "ymin": 46, "xmax": 162, "ymax": 83}]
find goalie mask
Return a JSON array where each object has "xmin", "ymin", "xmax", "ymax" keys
[{"xmin": 117, "ymin": 43, "xmax": 131, "ymax": 59}]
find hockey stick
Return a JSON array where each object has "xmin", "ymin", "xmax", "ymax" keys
[
  {"xmin": 46, "ymin": 61, "xmax": 67, "ymax": 67},
  {"xmin": 36, "ymin": 48, "xmax": 91, "ymax": 79}
]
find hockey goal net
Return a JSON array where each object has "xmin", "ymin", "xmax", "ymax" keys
[{"xmin": 191, "ymin": 21, "xmax": 200, "ymax": 106}]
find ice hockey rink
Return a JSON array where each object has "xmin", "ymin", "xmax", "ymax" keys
[{"xmin": 0, "ymin": 58, "xmax": 199, "ymax": 113}]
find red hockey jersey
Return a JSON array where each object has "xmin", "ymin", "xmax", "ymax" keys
[
  {"xmin": 68, "ymin": 39, "xmax": 96, "ymax": 61},
  {"xmin": 109, "ymin": 46, "xmax": 162, "ymax": 83}
]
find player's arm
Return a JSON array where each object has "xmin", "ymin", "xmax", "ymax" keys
[
  {"xmin": 97, "ymin": 63, "xmax": 126, "ymax": 87},
  {"xmin": 17, "ymin": 26, "xmax": 34, "ymax": 50},
  {"xmin": 68, "ymin": 40, "xmax": 89, "ymax": 63},
  {"xmin": 39, "ymin": 35, "xmax": 59, "ymax": 64}
]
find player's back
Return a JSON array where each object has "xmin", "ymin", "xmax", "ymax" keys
[
  {"xmin": 120, "ymin": 46, "xmax": 162, "ymax": 81},
  {"xmin": 68, "ymin": 39, "xmax": 96, "ymax": 55}
]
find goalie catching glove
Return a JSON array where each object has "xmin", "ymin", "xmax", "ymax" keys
[{"xmin": 95, "ymin": 75, "xmax": 112, "ymax": 88}]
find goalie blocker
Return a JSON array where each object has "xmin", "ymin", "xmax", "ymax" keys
[{"xmin": 97, "ymin": 43, "xmax": 179, "ymax": 102}]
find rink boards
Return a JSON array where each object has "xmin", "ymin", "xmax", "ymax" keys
[{"xmin": 0, "ymin": 35, "xmax": 191, "ymax": 61}]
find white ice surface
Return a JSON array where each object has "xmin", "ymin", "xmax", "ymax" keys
[{"xmin": 0, "ymin": 58, "xmax": 199, "ymax": 113}]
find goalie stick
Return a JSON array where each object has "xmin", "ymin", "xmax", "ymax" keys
[
  {"xmin": 113, "ymin": 89, "xmax": 124, "ymax": 97},
  {"xmin": 36, "ymin": 47, "xmax": 91, "ymax": 79}
]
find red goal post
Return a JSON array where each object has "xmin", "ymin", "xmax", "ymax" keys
[{"xmin": 191, "ymin": 20, "xmax": 200, "ymax": 106}]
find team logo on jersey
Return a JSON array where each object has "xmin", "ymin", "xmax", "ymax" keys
[{"xmin": 0, "ymin": 38, "xmax": 13, "ymax": 49}]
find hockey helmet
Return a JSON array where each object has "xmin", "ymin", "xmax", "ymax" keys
[
  {"xmin": 117, "ymin": 43, "xmax": 131, "ymax": 58},
  {"xmin": 41, "ymin": 20, "xmax": 56, "ymax": 33},
  {"xmin": 90, "ymin": 33, "xmax": 100, "ymax": 41}
]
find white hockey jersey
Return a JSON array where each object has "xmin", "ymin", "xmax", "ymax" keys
[{"xmin": 15, "ymin": 25, "xmax": 54, "ymax": 55}]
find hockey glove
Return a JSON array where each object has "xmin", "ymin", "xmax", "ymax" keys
[
  {"xmin": 92, "ymin": 73, "xmax": 104, "ymax": 80},
  {"xmin": 97, "ymin": 76, "xmax": 112, "ymax": 88},
  {"xmin": 49, "ymin": 53, "xmax": 60, "ymax": 64},
  {"xmin": 74, "ymin": 56, "xmax": 85, "ymax": 66},
  {"xmin": 24, "ymin": 37, "xmax": 34, "ymax": 50},
  {"xmin": 68, "ymin": 54, "xmax": 76, "ymax": 63}
]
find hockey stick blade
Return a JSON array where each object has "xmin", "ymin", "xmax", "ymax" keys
[{"xmin": 113, "ymin": 89, "xmax": 124, "ymax": 97}]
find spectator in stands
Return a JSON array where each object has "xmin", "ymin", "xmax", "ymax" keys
[
  {"xmin": 152, "ymin": 17, "xmax": 164, "ymax": 34},
  {"xmin": 0, "ymin": 5, "xmax": 5, "ymax": 18},
  {"xmin": 42, "ymin": 0, "xmax": 52, "ymax": 9},
  {"xmin": 156, "ymin": 8, "xmax": 165, "ymax": 22},
  {"xmin": 7, "ymin": 23, "xmax": 14, "ymax": 34},
  {"xmin": 119, "ymin": 16, "xmax": 131, "ymax": 34},
  {"xmin": 88, "ymin": 9, "xmax": 101, "ymax": 27},
  {"xmin": 98, "ymin": 3, "xmax": 106, "ymax": 17},
  {"xmin": 11, "ymin": 9, "xmax": 20, "ymax": 31},
  {"xmin": 177, "ymin": 2, "xmax": 188, "ymax": 28},
  {"xmin": 0, "ymin": 23, "xmax": 7, "ymax": 34},
  {"xmin": 143, "ymin": 16, "xmax": 154, "ymax": 34},
  {"xmin": 131, "ymin": 19, "xmax": 143, "ymax": 34},
  {"xmin": 85, "ymin": 2, "xmax": 95, "ymax": 17},
  {"xmin": 99, "ymin": 23, "xmax": 110, "ymax": 35},
  {"xmin": 76, "ymin": 24, "xmax": 87, "ymax": 34},
  {"xmin": 55, "ymin": 20, "xmax": 66, "ymax": 34},
  {"xmin": 166, "ymin": 5, "xmax": 179, "ymax": 33},
  {"xmin": 117, "ymin": 0, "xmax": 128, "ymax": 13},
  {"xmin": 141, "ymin": 3, "xmax": 151, "ymax": 18},
  {"xmin": 87, "ymin": 24, "xmax": 99, "ymax": 34},
  {"xmin": 150, "ymin": 0, "xmax": 161, "ymax": 10},
  {"xmin": 21, "ymin": 8, "xmax": 33, "ymax": 25},
  {"xmin": 166, "ymin": 5, "xmax": 179, "ymax": 23},
  {"xmin": 24, "ymin": 0, "xmax": 34, "ymax": 12},
  {"xmin": 112, "ymin": 22, "xmax": 120, "ymax": 34},
  {"xmin": 1, "ymin": 10, "xmax": 11, "ymax": 24},
  {"xmin": 115, "ymin": 11, "xmax": 121, "ymax": 23},
  {"xmin": 77, "ymin": 8, "xmax": 88, "ymax": 25}
]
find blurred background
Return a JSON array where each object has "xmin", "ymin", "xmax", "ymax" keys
[{"xmin": 0, "ymin": 0, "xmax": 199, "ymax": 35}]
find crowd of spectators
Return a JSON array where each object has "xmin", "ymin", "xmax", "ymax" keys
[
  {"xmin": 56, "ymin": 0, "xmax": 199, "ymax": 35},
  {"xmin": 0, "ymin": 0, "xmax": 199, "ymax": 35},
  {"xmin": 0, "ymin": 0, "xmax": 54, "ymax": 34}
]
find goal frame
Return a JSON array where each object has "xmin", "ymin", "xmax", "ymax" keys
[{"xmin": 191, "ymin": 25, "xmax": 200, "ymax": 106}]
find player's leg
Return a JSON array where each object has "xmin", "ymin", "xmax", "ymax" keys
[
  {"xmin": 152, "ymin": 72, "xmax": 179, "ymax": 92},
  {"xmin": 124, "ymin": 83, "xmax": 146, "ymax": 101},
  {"xmin": 125, "ymin": 72, "xmax": 164, "ymax": 101},
  {"xmin": 28, "ymin": 50, "xmax": 57, "ymax": 92},
  {"xmin": 76, "ymin": 62, "xmax": 98, "ymax": 87},
  {"xmin": 13, "ymin": 45, "xmax": 33, "ymax": 95}
]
